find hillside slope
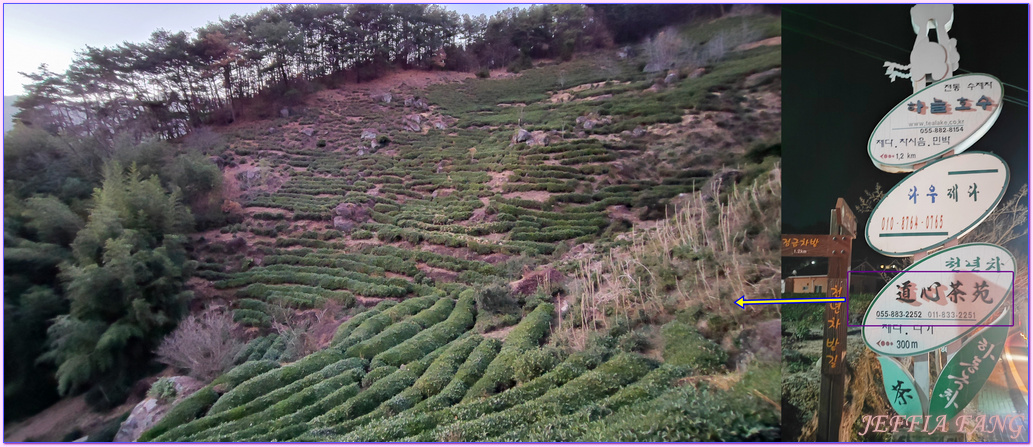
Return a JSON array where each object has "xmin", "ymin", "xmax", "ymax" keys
[{"xmin": 151, "ymin": 13, "xmax": 783, "ymax": 442}]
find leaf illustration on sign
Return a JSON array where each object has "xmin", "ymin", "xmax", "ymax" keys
[
  {"xmin": 877, "ymin": 356, "xmax": 927, "ymax": 417},
  {"xmin": 928, "ymin": 312, "xmax": 1008, "ymax": 419}
]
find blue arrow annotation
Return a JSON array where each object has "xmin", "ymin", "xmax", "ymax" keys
[{"xmin": 735, "ymin": 295, "xmax": 846, "ymax": 309}]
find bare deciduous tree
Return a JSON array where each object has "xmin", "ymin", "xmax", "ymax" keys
[
  {"xmin": 643, "ymin": 28, "xmax": 687, "ymax": 73},
  {"xmin": 156, "ymin": 307, "xmax": 244, "ymax": 382},
  {"xmin": 961, "ymin": 184, "xmax": 1028, "ymax": 248}
]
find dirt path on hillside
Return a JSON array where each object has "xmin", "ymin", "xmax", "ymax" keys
[{"xmin": 342, "ymin": 70, "xmax": 474, "ymax": 92}]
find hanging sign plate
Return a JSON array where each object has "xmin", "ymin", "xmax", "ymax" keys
[
  {"xmin": 861, "ymin": 243, "xmax": 1014, "ymax": 356},
  {"xmin": 868, "ymin": 73, "xmax": 1003, "ymax": 173},
  {"xmin": 865, "ymin": 152, "xmax": 1008, "ymax": 257},
  {"xmin": 877, "ymin": 356, "xmax": 928, "ymax": 417},
  {"xmin": 929, "ymin": 312, "xmax": 1009, "ymax": 419}
]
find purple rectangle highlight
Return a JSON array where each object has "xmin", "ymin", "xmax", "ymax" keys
[{"xmin": 845, "ymin": 270, "xmax": 1015, "ymax": 328}]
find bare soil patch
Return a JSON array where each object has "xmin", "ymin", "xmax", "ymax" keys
[
  {"xmin": 502, "ymin": 190, "xmax": 552, "ymax": 202},
  {"xmin": 482, "ymin": 325, "xmax": 515, "ymax": 341}
]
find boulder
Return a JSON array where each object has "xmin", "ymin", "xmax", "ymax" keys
[
  {"xmin": 689, "ymin": 67, "xmax": 706, "ymax": 79},
  {"xmin": 361, "ymin": 129, "xmax": 378, "ymax": 140},
  {"xmin": 664, "ymin": 71, "xmax": 678, "ymax": 85},
  {"xmin": 631, "ymin": 126, "xmax": 646, "ymax": 138},
  {"xmin": 413, "ymin": 98, "xmax": 429, "ymax": 111},
  {"xmin": 512, "ymin": 267, "xmax": 566, "ymax": 296},
  {"xmin": 333, "ymin": 216, "xmax": 356, "ymax": 232},
  {"xmin": 403, "ymin": 114, "xmax": 422, "ymax": 132},
  {"xmin": 528, "ymin": 131, "xmax": 549, "ymax": 146},
  {"xmin": 301, "ymin": 128, "xmax": 314, "ymax": 137},
  {"xmin": 333, "ymin": 201, "xmax": 373, "ymax": 225},
  {"xmin": 114, "ymin": 376, "xmax": 203, "ymax": 442},
  {"xmin": 512, "ymin": 128, "xmax": 532, "ymax": 143},
  {"xmin": 433, "ymin": 121, "xmax": 447, "ymax": 130},
  {"xmin": 279, "ymin": 107, "xmax": 290, "ymax": 118},
  {"xmin": 578, "ymin": 114, "xmax": 612, "ymax": 131}
]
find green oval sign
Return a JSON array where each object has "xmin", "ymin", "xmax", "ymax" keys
[
  {"xmin": 929, "ymin": 312, "xmax": 1009, "ymax": 419},
  {"xmin": 877, "ymin": 356, "xmax": 927, "ymax": 417}
]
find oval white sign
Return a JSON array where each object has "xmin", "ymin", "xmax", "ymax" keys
[
  {"xmin": 865, "ymin": 152, "xmax": 1009, "ymax": 257},
  {"xmin": 861, "ymin": 243, "xmax": 1015, "ymax": 357},
  {"xmin": 868, "ymin": 73, "xmax": 1004, "ymax": 173}
]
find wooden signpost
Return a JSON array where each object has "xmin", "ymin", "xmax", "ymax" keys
[{"xmin": 783, "ymin": 198, "xmax": 855, "ymax": 442}]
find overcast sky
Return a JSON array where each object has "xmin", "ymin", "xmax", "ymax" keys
[{"xmin": 2, "ymin": 3, "xmax": 526, "ymax": 95}]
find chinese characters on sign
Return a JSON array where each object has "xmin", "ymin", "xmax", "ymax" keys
[{"xmin": 861, "ymin": 243, "xmax": 1015, "ymax": 357}]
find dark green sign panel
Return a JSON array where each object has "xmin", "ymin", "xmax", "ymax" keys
[{"xmin": 929, "ymin": 313, "xmax": 1009, "ymax": 419}]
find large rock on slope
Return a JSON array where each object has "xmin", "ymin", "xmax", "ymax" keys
[
  {"xmin": 511, "ymin": 267, "xmax": 567, "ymax": 296},
  {"xmin": 332, "ymin": 201, "xmax": 374, "ymax": 232},
  {"xmin": 113, "ymin": 376, "xmax": 203, "ymax": 442}
]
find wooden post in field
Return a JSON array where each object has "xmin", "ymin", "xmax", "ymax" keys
[{"xmin": 782, "ymin": 198, "xmax": 855, "ymax": 442}]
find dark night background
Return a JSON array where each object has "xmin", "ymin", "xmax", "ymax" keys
[{"xmin": 782, "ymin": 4, "xmax": 1029, "ymax": 277}]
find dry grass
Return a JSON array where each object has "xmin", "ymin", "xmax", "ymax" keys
[{"xmin": 557, "ymin": 164, "xmax": 781, "ymax": 349}]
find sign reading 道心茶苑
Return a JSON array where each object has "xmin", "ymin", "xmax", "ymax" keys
[
  {"xmin": 928, "ymin": 312, "xmax": 1008, "ymax": 420},
  {"xmin": 868, "ymin": 73, "xmax": 1004, "ymax": 173},
  {"xmin": 865, "ymin": 152, "xmax": 1009, "ymax": 257},
  {"xmin": 861, "ymin": 243, "xmax": 1014, "ymax": 357},
  {"xmin": 877, "ymin": 356, "xmax": 928, "ymax": 417}
]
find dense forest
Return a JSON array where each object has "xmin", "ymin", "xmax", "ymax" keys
[
  {"xmin": 13, "ymin": 4, "xmax": 743, "ymax": 141},
  {"xmin": 6, "ymin": 4, "xmax": 782, "ymax": 441}
]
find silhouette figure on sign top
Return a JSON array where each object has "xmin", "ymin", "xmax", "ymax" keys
[{"xmin": 883, "ymin": 4, "xmax": 961, "ymax": 92}]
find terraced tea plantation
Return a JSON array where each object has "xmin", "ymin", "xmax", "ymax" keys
[
  {"xmin": 166, "ymin": 13, "xmax": 782, "ymax": 442},
  {"xmin": 142, "ymin": 291, "xmax": 778, "ymax": 442}
]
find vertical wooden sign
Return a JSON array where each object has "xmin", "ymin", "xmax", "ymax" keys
[{"xmin": 816, "ymin": 198, "xmax": 855, "ymax": 441}]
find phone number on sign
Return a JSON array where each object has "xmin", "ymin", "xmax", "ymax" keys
[
  {"xmin": 919, "ymin": 126, "xmax": 963, "ymax": 134},
  {"xmin": 875, "ymin": 310, "xmax": 923, "ymax": 318},
  {"xmin": 874, "ymin": 310, "xmax": 978, "ymax": 320},
  {"xmin": 925, "ymin": 311, "xmax": 976, "ymax": 320}
]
